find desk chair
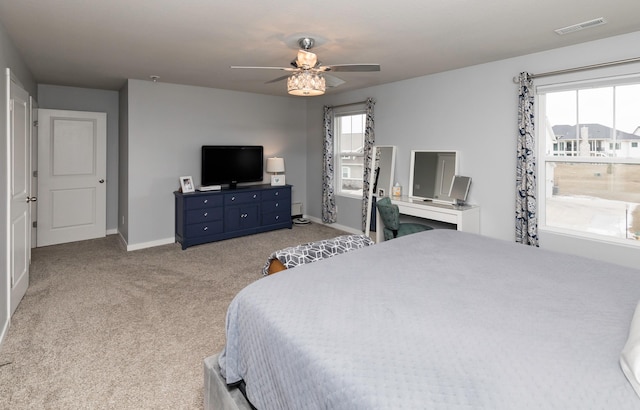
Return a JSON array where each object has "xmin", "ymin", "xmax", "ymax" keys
[{"xmin": 375, "ymin": 197, "xmax": 433, "ymax": 240}]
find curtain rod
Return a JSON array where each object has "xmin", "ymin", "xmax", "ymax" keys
[
  {"xmin": 516, "ymin": 56, "xmax": 640, "ymax": 82},
  {"xmin": 327, "ymin": 100, "xmax": 369, "ymax": 109}
]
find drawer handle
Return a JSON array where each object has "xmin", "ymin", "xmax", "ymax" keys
[
  {"xmin": 203, "ymin": 199, "xmax": 208, "ymax": 204},
  {"xmin": 253, "ymin": 194, "xmax": 257, "ymax": 199},
  {"xmin": 275, "ymin": 215, "xmax": 279, "ymax": 220},
  {"xmin": 203, "ymin": 226, "xmax": 208, "ymax": 231},
  {"xmin": 275, "ymin": 192, "xmax": 279, "ymax": 196},
  {"xmin": 275, "ymin": 203, "xmax": 279, "ymax": 207},
  {"xmin": 204, "ymin": 212, "xmax": 208, "ymax": 217},
  {"xmin": 231, "ymin": 196, "xmax": 235, "ymax": 201}
]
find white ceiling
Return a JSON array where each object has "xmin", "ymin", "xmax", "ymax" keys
[{"xmin": 1, "ymin": 0, "xmax": 639, "ymax": 96}]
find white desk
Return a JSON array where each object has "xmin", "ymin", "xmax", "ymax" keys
[{"xmin": 375, "ymin": 196, "xmax": 480, "ymax": 243}]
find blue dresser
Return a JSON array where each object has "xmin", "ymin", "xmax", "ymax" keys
[{"xmin": 174, "ymin": 184, "xmax": 292, "ymax": 249}]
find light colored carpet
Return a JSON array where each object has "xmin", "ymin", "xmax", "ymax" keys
[{"xmin": 0, "ymin": 223, "xmax": 346, "ymax": 409}]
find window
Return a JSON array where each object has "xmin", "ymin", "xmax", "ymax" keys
[
  {"xmin": 334, "ymin": 112, "xmax": 366, "ymax": 196},
  {"xmin": 538, "ymin": 77, "xmax": 640, "ymax": 243}
]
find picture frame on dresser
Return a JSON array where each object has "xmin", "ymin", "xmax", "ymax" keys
[{"xmin": 180, "ymin": 176, "xmax": 195, "ymax": 193}]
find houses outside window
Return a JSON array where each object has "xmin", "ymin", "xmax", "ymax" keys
[
  {"xmin": 537, "ymin": 76, "xmax": 640, "ymax": 243},
  {"xmin": 334, "ymin": 112, "xmax": 365, "ymax": 197}
]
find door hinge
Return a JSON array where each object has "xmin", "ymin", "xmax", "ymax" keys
[
  {"xmin": 32, "ymin": 221, "xmax": 37, "ymax": 228},
  {"xmin": 33, "ymin": 170, "xmax": 38, "ymax": 178},
  {"xmin": 33, "ymin": 120, "xmax": 38, "ymax": 127}
]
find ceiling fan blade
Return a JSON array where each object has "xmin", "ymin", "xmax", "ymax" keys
[
  {"xmin": 324, "ymin": 74, "xmax": 345, "ymax": 88},
  {"xmin": 265, "ymin": 75, "xmax": 290, "ymax": 84},
  {"xmin": 230, "ymin": 66, "xmax": 297, "ymax": 71},
  {"xmin": 320, "ymin": 64, "xmax": 381, "ymax": 72}
]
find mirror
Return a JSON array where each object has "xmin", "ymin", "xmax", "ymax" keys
[
  {"xmin": 373, "ymin": 146, "xmax": 396, "ymax": 197},
  {"xmin": 449, "ymin": 176, "xmax": 472, "ymax": 206},
  {"xmin": 409, "ymin": 150, "xmax": 458, "ymax": 203},
  {"xmin": 365, "ymin": 145, "xmax": 396, "ymax": 236}
]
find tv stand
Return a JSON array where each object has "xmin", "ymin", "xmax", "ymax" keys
[{"xmin": 174, "ymin": 184, "xmax": 292, "ymax": 249}]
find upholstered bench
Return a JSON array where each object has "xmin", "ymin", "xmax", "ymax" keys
[{"xmin": 262, "ymin": 234, "xmax": 374, "ymax": 275}]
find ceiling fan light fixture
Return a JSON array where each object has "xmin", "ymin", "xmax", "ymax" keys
[
  {"xmin": 287, "ymin": 71, "xmax": 326, "ymax": 96},
  {"xmin": 296, "ymin": 50, "xmax": 318, "ymax": 69}
]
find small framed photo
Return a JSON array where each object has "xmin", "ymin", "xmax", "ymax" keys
[{"xmin": 180, "ymin": 176, "xmax": 195, "ymax": 193}]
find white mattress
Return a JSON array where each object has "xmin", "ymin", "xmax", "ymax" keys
[{"xmin": 217, "ymin": 230, "xmax": 640, "ymax": 409}]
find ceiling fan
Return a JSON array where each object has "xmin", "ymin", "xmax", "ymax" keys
[{"xmin": 231, "ymin": 37, "xmax": 380, "ymax": 96}]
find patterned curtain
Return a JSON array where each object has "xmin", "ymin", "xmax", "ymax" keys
[
  {"xmin": 322, "ymin": 106, "xmax": 337, "ymax": 223},
  {"xmin": 516, "ymin": 72, "xmax": 539, "ymax": 246},
  {"xmin": 361, "ymin": 98, "xmax": 376, "ymax": 231}
]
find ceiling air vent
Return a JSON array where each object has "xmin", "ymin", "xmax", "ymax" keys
[{"xmin": 554, "ymin": 17, "xmax": 607, "ymax": 35}]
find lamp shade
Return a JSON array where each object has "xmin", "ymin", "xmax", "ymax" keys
[
  {"xmin": 266, "ymin": 157, "xmax": 285, "ymax": 173},
  {"xmin": 287, "ymin": 71, "xmax": 325, "ymax": 96}
]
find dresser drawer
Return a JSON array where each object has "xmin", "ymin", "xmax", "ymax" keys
[
  {"xmin": 184, "ymin": 194, "xmax": 223, "ymax": 210},
  {"xmin": 225, "ymin": 191, "xmax": 261, "ymax": 205},
  {"xmin": 185, "ymin": 208, "xmax": 223, "ymax": 224},
  {"xmin": 185, "ymin": 220, "xmax": 224, "ymax": 238},
  {"xmin": 262, "ymin": 187, "xmax": 290, "ymax": 201},
  {"xmin": 262, "ymin": 211, "xmax": 290, "ymax": 226},
  {"xmin": 262, "ymin": 199, "xmax": 289, "ymax": 214}
]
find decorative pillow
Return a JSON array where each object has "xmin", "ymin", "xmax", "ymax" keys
[
  {"xmin": 267, "ymin": 258, "xmax": 287, "ymax": 275},
  {"xmin": 620, "ymin": 301, "xmax": 640, "ymax": 397}
]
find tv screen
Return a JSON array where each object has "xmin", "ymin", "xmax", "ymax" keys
[{"xmin": 201, "ymin": 145, "xmax": 264, "ymax": 188}]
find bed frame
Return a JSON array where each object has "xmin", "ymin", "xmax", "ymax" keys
[{"xmin": 204, "ymin": 354, "xmax": 252, "ymax": 410}]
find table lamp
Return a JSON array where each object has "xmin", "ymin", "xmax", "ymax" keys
[{"xmin": 266, "ymin": 157, "xmax": 285, "ymax": 186}]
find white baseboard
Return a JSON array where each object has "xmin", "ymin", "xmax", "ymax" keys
[
  {"xmin": 114, "ymin": 217, "xmax": 360, "ymax": 252},
  {"xmin": 304, "ymin": 215, "xmax": 363, "ymax": 235},
  {"xmin": 117, "ymin": 232, "xmax": 175, "ymax": 252},
  {"xmin": 107, "ymin": 228, "xmax": 118, "ymax": 235}
]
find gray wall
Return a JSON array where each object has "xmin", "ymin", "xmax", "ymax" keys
[
  {"xmin": 306, "ymin": 31, "xmax": 640, "ymax": 268},
  {"xmin": 37, "ymin": 84, "xmax": 120, "ymax": 233},
  {"xmin": 123, "ymin": 79, "xmax": 307, "ymax": 248},
  {"xmin": 118, "ymin": 82, "xmax": 129, "ymax": 242},
  {"xmin": 0, "ymin": 20, "xmax": 36, "ymax": 343}
]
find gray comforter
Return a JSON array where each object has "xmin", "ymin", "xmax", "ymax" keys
[{"xmin": 219, "ymin": 230, "xmax": 640, "ymax": 409}]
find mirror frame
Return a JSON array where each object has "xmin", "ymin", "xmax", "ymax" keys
[{"xmin": 365, "ymin": 145, "xmax": 396, "ymax": 236}]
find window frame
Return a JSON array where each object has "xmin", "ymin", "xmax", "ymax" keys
[
  {"xmin": 536, "ymin": 73, "xmax": 640, "ymax": 246},
  {"xmin": 333, "ymin": 108, "xmax": 367, "ymax": 198}
]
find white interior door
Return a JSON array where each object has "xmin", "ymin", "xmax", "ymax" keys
[
  {"xmin": 37, "ymin": 109, "xmax": 106, "ymax": 247},
  {"xmin": 9, "ymin": 74, "xmax": 31, "ymax": 316}
]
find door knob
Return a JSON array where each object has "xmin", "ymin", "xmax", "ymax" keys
[
  {"xmin": 99, "ymin": 179, "xmax": 105, "ymax": 183},
  {"xmin": 26, "ymin": 196, "xmax": 37, "ymax": 203}
]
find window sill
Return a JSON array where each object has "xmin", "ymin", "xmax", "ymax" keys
[
  {"xmin": 336, "ymin": 192, "xmax": 362, "ymax": 200},
  {"xmin": 538, "ymin": 227, "xmax": 639, "ymax": 269},
  {"xmin": 539, "ymin": 226, "xmax": 640, "ymax": 248}
]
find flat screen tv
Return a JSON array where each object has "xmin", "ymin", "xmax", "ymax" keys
[{"xmin": 201, "ymin": 145, "xmax": 264, "ymax": 188}]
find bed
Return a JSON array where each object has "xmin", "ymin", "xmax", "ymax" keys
[{"xmin": 207, "ymin": 230, "xmax": 640, "ymax": 409}]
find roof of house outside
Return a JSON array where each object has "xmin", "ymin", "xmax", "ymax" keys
[{"xmin": 553, "ymin": 124, "xmax": 640, "ymax": 141}]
